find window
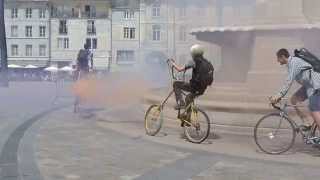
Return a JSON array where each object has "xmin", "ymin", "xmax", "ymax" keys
[
  {"xmin": 11, "ymin": 8, "xmax": 18, "ymax": 18},
  {"xmin": 11, "ymin": 26, "xmax": 18, "ymax": 37},
  {"xmin": 152, "ymin": 2, "xmax": 161, "ymax": 17},
  {"xmin": 152, "ymin": 25, "xmax": 160, "ymax": 41},
  {"xmin": 72, "ymin": 8, "xmax": 76, "ymax": 17},
  {"xmin": 57, "ymin": 38, "xmax": 69, "ymax": 49},
  {"xmin": 51, "ymin": 6, "xmax": 58, "ymax": 17},
  {"xmin": 11, "ymin": 45, "xmax": 18, "ymax": 56},
  {"xmin": 179, "ymin": 26, "xmax": 186, "ymax": 41},
  {"xmin": 92, "ymin": 38, "xmax": 97, "ymax": 49},
  {"xmin": 39, "ymin": 26, "xmax": 46, "ymax": 37},
  {"xmin": 179, "ymin": 6, "xmax": 186, "ymax": 17},
  {"xmin": 25, "ymin": 26, "xmax": 32, "ymax": 37},
  {"xmin": 39, "ymin": 9, "xmax": 46, "ymax": 18},
  {"xmin": 85, "ymin": 5, "xmax": 96, "ymax": 18},
  {"xmin": 124, "ymin": 10, "xmax": 134, "ymax": 19},
  {"xmin": 86, "ymin": 38, "xmax": 97, "ymax": 49},
  {"xmin": 123, "ymin": 27, "xmax": 135, "ymax": 39},
  {"xmin": 59, "ymin": 20, "xmax": 67, "ymax": 34},
  {"xmin": 130, "ymin": 28, "xmax": 135, "ymax": 39},
  {"xmin": 39, "ymin": 45, "xmax": 46, "ymax": 56},
  {"xmin": 116, "ymin": 50, "xmax": 135, "ymax": 63},
  {"xmin": 87, "ymin": 20, "xmax": 96, "ymax": 35},
  {"xmin": 26, "ymin": 8, "xmax": 32, "ymax": 18},
  {"xmin": 26, "ymin": 45, "xmax": 32, "ymax": 56},
  {"xmin": 124, "ymin": 27, "xmax": 129, "ymax": 39},
  {"xmin": 64, "ymin": 38, "xmax": 69, "ymax": 49}
]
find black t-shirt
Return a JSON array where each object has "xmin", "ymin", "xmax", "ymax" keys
[{"xmin": 186, "ymin": 57, "xmax": 207, "ymax": 92}]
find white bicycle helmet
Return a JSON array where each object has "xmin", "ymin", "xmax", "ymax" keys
[{"xmin": 190, "ymin": 44, "xmax": 204, "ymax": 57}]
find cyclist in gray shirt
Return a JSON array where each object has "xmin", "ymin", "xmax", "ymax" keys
[{"xmin": 270, "ymin": 48, "xmax": 320, "ymax": 143}]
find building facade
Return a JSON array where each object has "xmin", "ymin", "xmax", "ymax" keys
[
  {"xmin": 139, "ymin": 0, "xmax": 217, "ymax": 74},
  {"xmin": 5, "ymin": 0, "xmax": 50, "ymax": 66},
  {"xmin": 49, "ymin": 0, "xmax": 111, "ymax": 69},
  {"xmin": 4, "ymin": 0, "xmax": 217, "ymax": 71},
  {"xmin": 110, "ymin": 0, "xmax": 140, "ymax": 72}
]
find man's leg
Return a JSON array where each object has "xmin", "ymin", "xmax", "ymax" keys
[
  {"xmin": 310, "ymin": 112, "xmax": 320, "ymax": 128},
  {"xmin": 309, "ymin": 92, "xmax": 320, "ymax": 128},
  {"xmin": 173, "ymin": 81, "xmax": 192, "ymax": 107},
  {"xmin": 308, "ymin": 92, "xmax": 320, "ymax": 144},
  {"xmin": 291, "ymin": 87, "xmax": 310, "ymax": 126}
]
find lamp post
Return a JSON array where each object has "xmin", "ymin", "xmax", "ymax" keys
[{"xmin": 0, "ymin": 0, "xmax": 8, "ymax": 87}]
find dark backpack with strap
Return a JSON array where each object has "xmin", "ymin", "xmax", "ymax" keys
[
  {"xmin": 294, "ymin": 48, "xmax": 320, "ymax": 73},
  {"xmin": 192, "ymin": 58, "xmax": 214, "ymax": 88},
  {"xmin": 77, "ymin": 49, "xmax": 89, "ymax": 68}
]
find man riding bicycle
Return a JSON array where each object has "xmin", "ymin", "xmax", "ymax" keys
[
  {"xmin": 270, "ymin": 48, "xmax": 320, "ymax": 144},
  {"xmin": 75, "ymin": 43, "xmax": 93, "ymax": 79},
  {"xmin": 169, "ymin": 44, "xmax": 214, "ymax": 111}
]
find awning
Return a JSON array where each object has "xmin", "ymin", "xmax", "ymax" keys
[
  {"xmin": 190, "ymin": 23, "xmax": 320, "ymax": 35},
  {"xmin": 25, "ymin": 65, "xmax": 38, "ymax": 68},
  {"xmin": 8, "ymin": 64, "xmax": 23, "ymax": 68}
]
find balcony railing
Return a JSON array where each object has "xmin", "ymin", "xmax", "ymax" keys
[{"xmin": 51, "ymin": 10, "xmax": 108, "ymax": 19}]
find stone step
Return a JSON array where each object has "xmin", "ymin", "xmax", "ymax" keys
[
  {"xmin": 201, "ymin": 92, "xmax": 270, "ymax": 103},
  {"xmin": 143, "ymin": 93, "xmax": 273, "ymax": 114}
]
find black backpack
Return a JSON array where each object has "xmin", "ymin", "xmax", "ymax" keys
[
  {"xmin": 294, "ymin": 48, "xmax": 320, "ymax": 73},
  {"xmin": 192, "ymin": 58, "xmax": 214, "ymax": 87},
  {"xmin": 77, "ymin": 49, "xmax": 89, "ymax": 67}
]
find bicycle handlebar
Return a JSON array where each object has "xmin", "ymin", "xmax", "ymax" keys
[{"xmin": 166, "ymin": 59, "xmax": 186, "ymax": 81}]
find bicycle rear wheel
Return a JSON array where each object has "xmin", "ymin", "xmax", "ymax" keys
[
  {"xmin": 144, "ymin": 104, "xmax": 163, "ymax": 136},
  {"xmin": 254, "ymin": 113, "xmax": 296, "ymax": 154},
  {"xmin": 184, "ymin": 108, "xmax": 210, "ymax": 144}
]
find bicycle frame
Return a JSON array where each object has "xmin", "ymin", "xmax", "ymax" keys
[
  {"xmin": 157, "ymin": 60, "xmax": 197, "ymax": 126},
  {"xmin": 272, "ymin": 101, "xmax": 317, "ymax": 135}
]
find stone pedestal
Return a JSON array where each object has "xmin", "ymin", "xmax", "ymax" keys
[{"xmin": 246, "ymin": 31, "xmax": 304, "ymax": 95}]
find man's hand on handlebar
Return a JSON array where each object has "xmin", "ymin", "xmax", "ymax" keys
[{"xmin": 269, "ymin": 94, "xmax": 282, "ymax": 104}]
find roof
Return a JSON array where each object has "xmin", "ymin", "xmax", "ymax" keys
[{"xmin": 190, "ymin": 23, "xmax": 320, "ymax": 34}]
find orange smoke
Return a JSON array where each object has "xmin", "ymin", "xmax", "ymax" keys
[{"xmin": 72, "ymin": 73, "xmax": 151, "ymax": 106}]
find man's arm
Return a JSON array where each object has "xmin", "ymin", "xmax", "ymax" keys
[
  {"xmin": 169, "ymin": 59, "xmax": 194, "ymax": 72},
  {"xmin": 271, "ymin": 61, "xmax": 301, "ymax": 103},
  {"xmin": 169, "ymin": 59, "xmax": 185, "ymax": 72}
]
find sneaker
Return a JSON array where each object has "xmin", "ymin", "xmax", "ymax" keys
[
  {"xmin": 309, "ymin": 136, "xmax": 320, "ymax": 144},
  {"xmin": 179, "ymin": 113, "xmax": 191, "ymax": 127}
]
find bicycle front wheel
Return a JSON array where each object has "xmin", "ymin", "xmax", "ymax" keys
[
  {"xmin": 254, "ymin": 113, "xmax": 296, "ymax": 154},
  {"xmin": 144, "ymin": 104, "xmax": 163, "ymax": 136},
  {"xmin": 184, "ymin": 108, "xmax": 210, "ymax": 144}
]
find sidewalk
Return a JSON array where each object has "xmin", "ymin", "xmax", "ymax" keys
[{"xmin": 34, "ymin": 105, "xmax": 320, "ymax": 180}]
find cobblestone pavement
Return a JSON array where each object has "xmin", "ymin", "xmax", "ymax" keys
[{"xmin": 34, "ymin": 104, "xmax": 320, "ymax": 180}]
